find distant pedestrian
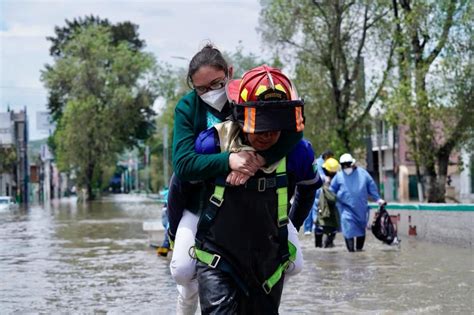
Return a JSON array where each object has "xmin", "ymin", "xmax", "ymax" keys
[
  {"xmin": 314, "ymin": 157, "xmax": 340, "ymax": 248},
  {"xmin": 303, "ymin": 149, "xmax": 334, "ymax": 235},
  {"xmin": 330, "ymin": 153, "xmax": 385, "ymax": 252},
  {"xmin": 157, "ymin": 187, "xmax": 171, "ymax": 257}
]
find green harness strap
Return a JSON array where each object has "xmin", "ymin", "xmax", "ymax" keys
[
  {"xmin": 195, "ymin": 179, "xmax": 225, "ymax": 267},
  {"xmin": 195, "ymin": 157, "xmax": 296, "ymax": 294},
  {"xmin": 262, "ymin": 157, "xmax": 296, "ymax": 293},
  {"xmin": 262, "ymin": 241, "xmax": 297, "ymax": 294},
  {"xmin": 276, "ymin": 158, "xmax": 289, "ymax": 227}
]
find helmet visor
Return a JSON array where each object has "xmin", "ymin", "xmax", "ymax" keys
[{"xmin": 232, "ymin": 100, "xmax": 305, "ymax": 133}]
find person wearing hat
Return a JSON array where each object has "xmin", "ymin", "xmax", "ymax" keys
[
  {"xmin": 314, "ymin": 157, "xmax": 340, "ymax": 248},
  {"xmin": 304, "ymin": 149, "xmax": 335, "ymax": 235},
  {"xmin": 330, "ymin": 153, "xmax": 385, "ymax": 252},
  {"xmin": 191, "ymin": 65, "xmax": 321, "ymax": 314}
]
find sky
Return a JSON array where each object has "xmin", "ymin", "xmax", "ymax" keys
[{"xmin": 0, "ymin": 0, "xmax": 267, "ymax": 140}]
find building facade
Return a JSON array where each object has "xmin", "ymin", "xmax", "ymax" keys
[
  {"xmin": 369, "ymin": 120, "xmax": 473, "ymax": 203},
  {"xmin": 0, "ymin": 109, "xmax": 29, "ymax": 203}
]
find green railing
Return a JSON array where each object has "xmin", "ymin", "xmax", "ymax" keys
[{"xmin": 369, "ymin": 203, "xmax": 474, "ymax": 212}]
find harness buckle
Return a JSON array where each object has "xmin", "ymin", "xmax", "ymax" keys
[
  {"xmin": 209, "ymin": 195, "xmax": 224, "ymax": 207},
  {"xmin": 209, "ymin": 254, "xmax": 221, "ymax": 268},
  {"xmin": 258, "ymin": 178, "xmax": 266, "ymax": 192},
  {"xmin": 262, "ymin": 281, "xmax": 272, "ymax": 294},
  {"xmin": 278, "ymin": 217, "xmax": 289, "ymax": 227},
  {"xmin": 281, "ymin": 252, "xmax": 290, "ymax": 262}
]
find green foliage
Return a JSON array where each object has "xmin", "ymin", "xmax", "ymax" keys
[
  {"xmin": 47, "ymin": 15, "xmax": 144, "ymax": 58},
  {"xmin": 385, "ymin": 0, "xmax": 471, "ymax": 202},
  {"xmin": 0, "ymin": 146, "xmax": 17, "ymax": 173},
  {"xmin": 259, "ymin": 0, "xmax": 395, "ymax": 155},
  {"xmin": 146, "ymin": 65, "xmax": 187, "ymax": 190},
  {"xmin": 45, "ymin": 15, "xmax": 148, "ymax": 124},
  {"xmin": 223, "ymin": 42, "xmax": 268, "ymax": 78},
  {"xmin": 42, "ymin": 23, "xmax": 158, "ymax": 198}
]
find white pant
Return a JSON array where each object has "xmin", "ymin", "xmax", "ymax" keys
[{"xmin": 170, "ymin": 209, "xmax": 304, "ymax": 314}]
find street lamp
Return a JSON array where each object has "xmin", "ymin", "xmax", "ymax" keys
[{"xmin": 376, "ymin": 110, "xmax": 385, "ymax": 199}]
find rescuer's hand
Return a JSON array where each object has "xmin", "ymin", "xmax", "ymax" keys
[
  {"xmin": 229, "ymin": 151, "xmax": 261, "ymax": 176},
  {"xmin": 226, "ymin": 170, "xmax": 250, "ymax": 186}
]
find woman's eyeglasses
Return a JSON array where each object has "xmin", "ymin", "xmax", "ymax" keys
[
  {"xmin": 194, "ymin": 79, "xmax": 227, "ymax": 94},
  {"xmin": 340, "ymin": 162, "xmax": 352, "ymax": 169}
]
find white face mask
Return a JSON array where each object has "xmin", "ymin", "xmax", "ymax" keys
[
  {"xmin": 200, "ymin": 87, "xmax": 227, "ymax": 112},
  {"xmin": 343, "ymin": 168, "xmax": 354, "ymax": 175}
]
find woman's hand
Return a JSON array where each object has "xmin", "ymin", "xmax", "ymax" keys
[
  {"xmin": 228, "ymin": 151, "xmax": 265, "ymax": 177},
  {"xmin": 226, "ymin": 171, "xmax": 251, "ymax": 186}
]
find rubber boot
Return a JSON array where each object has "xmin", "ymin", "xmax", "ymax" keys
[
  {"xmin": 157, "ymin": 246, "xmax": 169, "ymax": 257},
  {"xmin": 324, "ymin": 233, "xmax": 336, "ymax": 248},
  {"xmin": 315, "ymin": 232, "xmax": 323, "ymax": 248},
  {"xmin": 356, "ymin": 235, "xmax": 365, "ymax": 251},
  {"xmin": 345, "ymin": 238, "xmax": 355, "ymax": 252}
]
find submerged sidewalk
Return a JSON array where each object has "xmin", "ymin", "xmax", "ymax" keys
[{"xmin": 368, "ymin": 203, "xmax": 474, "ymax": 247}]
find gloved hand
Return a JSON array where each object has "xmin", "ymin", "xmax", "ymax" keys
[{"xmin": 377, "ymin": 199, "xmax": 387, "ymax": 206}]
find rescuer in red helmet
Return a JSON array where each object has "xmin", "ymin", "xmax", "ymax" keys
[
  {"xmin": 168, "ymin": 45, "xmax": 304, "ymax": 314},
  {"xmin": 192, "ymin": 65, "xmax": 321, "ymax": 314}
]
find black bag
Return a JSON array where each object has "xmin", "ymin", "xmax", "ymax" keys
[{"xmin": 371, "ymin": 205, "xmax": 397, "ymax": 245}]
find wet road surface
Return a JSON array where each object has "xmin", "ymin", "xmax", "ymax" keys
[{"xmin": 0, "ymin": 195, "xmax": 472, "ymax": 314}]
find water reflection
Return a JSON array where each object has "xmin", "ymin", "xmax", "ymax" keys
[
  {"xmin": 0, "ymin": 195, "xmax": 472, "ymax": 314},
  {"xmin": 281, "ymin": 235, "xmax": 473, "ymax": 314}
]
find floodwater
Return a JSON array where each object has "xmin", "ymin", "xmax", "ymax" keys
[{"xmin": 0, "ymin": 195, "xmax": 472, "ymax": 314}]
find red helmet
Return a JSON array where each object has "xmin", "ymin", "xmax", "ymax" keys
[{"xmin": 227, "ymin": 65, "xmax": 304, "ymax": 133}]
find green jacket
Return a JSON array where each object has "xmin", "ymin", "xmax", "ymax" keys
[
  {"xmin": 172, "ymin": 90, "xmax": 303, "ymax": 211},
  {"xmin": 316, "ymin": 185, "xmax": 340, "ymax": 229}
]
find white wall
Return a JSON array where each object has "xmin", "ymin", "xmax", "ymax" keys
[
  {"xmin": 0, "ymin": 112, "xmax": 14, "ymax": 145},
  {"xmin": 459, "ymin": 149, "xmax": 473, "ymax": 203}
]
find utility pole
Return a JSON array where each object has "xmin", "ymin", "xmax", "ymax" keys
[
  {"xmin": 128, "ymin": 155, "xmax": 133, "ymax": 193},
  {"xmin": 145, "ymin": 145, "xmax": 150, "ymax": 194},
  {"xmin": 135, "ymin": 157, "xmax": 139, "ymax": 192},
  {"xmin": 376, "ymin": 114, "xmax": 385, "ymax": 198}
]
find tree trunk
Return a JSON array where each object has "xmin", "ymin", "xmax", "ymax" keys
[
  {"xmin": 425, "ymin": 165, "xmax": 443, "ymax": 203},
  {"xmin": 337, "ymin": 122, "xmax": 351, "ymax": 152},
  {"xmin": 427, "ymin": 149, "xmax": 450, "ymax": 202},
  {"xmin": 86, "ymin": 162, "xmax": 95, "ymax": 201}
]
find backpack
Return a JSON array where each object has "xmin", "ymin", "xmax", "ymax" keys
[
  {"xmin": 371, "ymin": 205, "xmax": 397, "ymax": 245},
  {"xmin": 316, "ymin": 186, "xmax": 339, "ymax": 230}
]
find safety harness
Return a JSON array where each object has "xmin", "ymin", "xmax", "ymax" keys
[{"xmin": 194, "ymin": 157, "xmax": 297, "ymax": 295}]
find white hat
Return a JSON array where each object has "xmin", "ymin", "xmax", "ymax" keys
[{"xmin": 339, "ymin": 153, "xmax": 356, "ymax": 165}]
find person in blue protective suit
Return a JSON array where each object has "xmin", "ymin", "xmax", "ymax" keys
[
  {"xmin": 304, "ymin": 149, "xmax": 334, "ymax": 235},
  {"xmin": 193, "ymin": 65, "xmax": 321, "ymax": 314},
  {"xmin": 330, "ymin": 153, "xmax": 385, "ymax": 252}
]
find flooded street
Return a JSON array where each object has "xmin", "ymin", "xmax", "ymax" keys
[{"xmin": 0, "ymin": 195, "xmax": 472, "ymax": 314}]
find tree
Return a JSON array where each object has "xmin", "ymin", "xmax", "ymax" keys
[
  {"xmin": 0, "ymin": 146, "xmax": 17, "ymax": 174},
  {"xmin": 224, "ymin": 42, "xmax": 268, "ymax": 78},
  {"xmin": 41, "ymin": 24, "xmax": 158, "ymax": 199},
  {"xmin": 388, "ymin": 0, "xmax": 472, "ymax": 202},
  {"xmin": 259, "ymin": 0, "xmax": 395, "ymax": 155},
  {"xmin": 45, "ymin": 15, "xmax": 146, "ymax": 123},
  {"xmin": 146, "ymin": 65, "xmax": 186, "ymax": 190}
]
